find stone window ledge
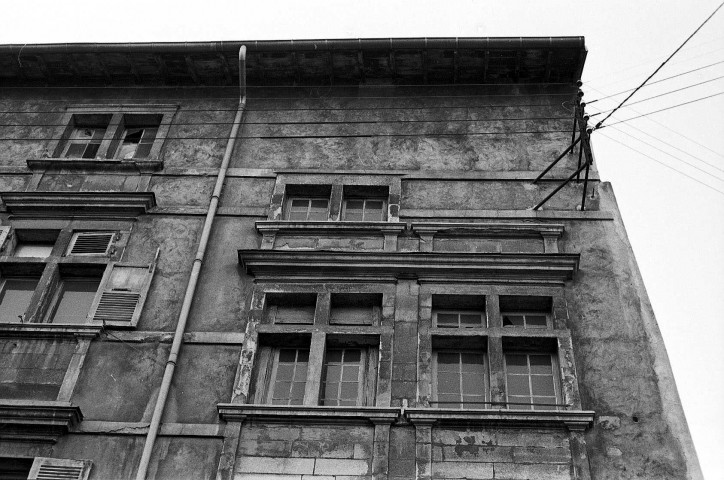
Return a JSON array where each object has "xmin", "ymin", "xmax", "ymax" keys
[
  {"xmin": 410, "ymin": 222, "xmax": 564, "ymax": 236},
  {"xmin": 0, "ymin": 323, "xmax": 102, "ymax": 339},
  {"xmin": 0, "ymin": 400, "xmax": 83, "ymax": 443},
  {"xmin": 27, "ymin": 158, "xmax": 163, "ymax": 173},
  {"xmin": 0, "ymin": 191, "xmax": 157, "ymax": 218},
  {"xmin": 405, "ymin": 408, "xmax": 595, "ymax": 432},
  {"xmin": 218, "ymin": 404, "xmax": 399, "ymax": 425},
  {"xmin": 256, "ymin": 220, "xmax": 405, "ymax": 234},
  {"xmin": 239, "ymin": 250, "xmax": 579, "ymax": 284}
]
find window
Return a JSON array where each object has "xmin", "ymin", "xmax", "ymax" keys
[
  {"xmin": 265, "ymin": 293, "xmax": 317, "ymax": 324},
  {"xmin": 0, "ymin": 457, "xmax": 32, "ymax": 480},
  {"xmin": 47, "ymin": 275, "xmax": 102, "ymax": 324},
  {"xmin": 433, "ymin": 351, "xmax": 488, "ymax": 409},
  {"xmin": 432, "ymin": 294, "xmax": 486, "ymax": 328},
  {"xmin": 268, "ymin": 348, "xmax": 309, "ymax": 405},
  {"xmin": 330, "ymin": 293, "xmax": 382, "ymax": 326},
  {"xmin": 500, "ymin": 295, "xmax": 552, "ymax": 328},
  {"xmin": 0, "ymin": 277, "xmax": 39, "ymax": 323},
  {"xmin": 504, "ymin": 352, "xmax": 560, "ymax": 410},
  {"xmin": 62, "ymin": 127, "xmax": 106, "ymax": 159},
  {"xmin": 287, "ymin": 198, "xmax": 329, "ymax": 221},
  {"xmin": 321, "ymin": 348, "xmax": 366, "ymax": 406},
  {"xmin": 112, "ymin": 114, "xmax": 162, "ymax": 160},
  {"xmin": 342, "ymin": 185, "xmax": 388, "ymax": 221}
]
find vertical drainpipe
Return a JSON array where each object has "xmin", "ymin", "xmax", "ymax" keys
[{"xmin": 135, "ymin": 45, "xmax": 247, "ymax": 480}]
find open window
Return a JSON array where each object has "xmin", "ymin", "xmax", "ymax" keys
[
  {"xmin": 0, "ymin": 263, "xmax": 45, "ymax": 324},
  {"xmin": 45, "ymin": 266, "xmax": 105, "ymax": 324},
  {"xmin": 111, "ymin": 114, "xmax": 162, "ymax": 160},
  {"xmin": 59, "ymin": 114, "xmax": 111, "ymax": 159}
]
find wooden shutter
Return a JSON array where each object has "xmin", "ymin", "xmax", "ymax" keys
[
  {"xmin": 87, "ymin": 253, "xmax": 157, "ymax": 327},
  {"xmin": 28, "ymin": 458, "xmax": 91, "ymax": 480},
  {"xmin": 0, "ymin": 225, "xmax": 10, "ymax": 252},
  {"xmin": 66, "ymin": 232, "xmax": 115, "ymax": 256}
]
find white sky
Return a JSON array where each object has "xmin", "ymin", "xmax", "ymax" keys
[{"xmin": 3, "ymin": 1, "xmax": 723, "ymax": 477}]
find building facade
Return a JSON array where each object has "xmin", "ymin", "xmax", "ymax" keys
[{"xmin": 0, "ymin": 38, "xmax": 700, "ymax": 480}]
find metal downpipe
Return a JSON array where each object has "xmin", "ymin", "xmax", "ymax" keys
[{"xmin": 134, "ymin": 45, "xmax": 247, "ymax": 480}]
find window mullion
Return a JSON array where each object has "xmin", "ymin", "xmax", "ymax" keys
[{"xmin": 304, "ymin": 331, "xmax": 326, "ymax": 405}]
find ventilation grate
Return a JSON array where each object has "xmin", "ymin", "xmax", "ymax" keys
[
  {"xmin": 92, "ymin": 291, "xmax": 140, "ymax": 322},
  {"xmin": 36, "ymin": 464, "xmax": 84, "ymax": 480},
  {"xmin": 69, "ymin": 233, "xmax": 113, "ymax": 255}
]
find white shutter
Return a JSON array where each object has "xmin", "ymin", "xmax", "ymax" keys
[
  {"xmin": 28, "ymin": 458, "xmax": 91, "ymax": 480},
  {"xmin": 87, "ymin": 252, "xmax": 157, "ymax": 327},
  {"xmin": 66, "ymin": 232, "xmax": 115, "ymax": 256}
]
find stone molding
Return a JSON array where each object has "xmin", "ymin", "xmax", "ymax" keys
[
  {"xmin": 0, "ymin": 323, "xmax": 102, "ymax": 339},
  {"xmin": 238, "ymin": 250, "xmax": 579, "ymax": 284},
  {"xmin": 256, "ymin": 220, "xmax": 406, "ymax": 251},
  {"xmin": 0, "ymin": 400, "xmax": 83, "ymax": 443},
  {"xmin": 410, "ymin": 222, "xmax": 564, "ymax": 237},
  {"xmin": 218, "ymin": 404, "xmax": 399, "ymax": 425},
  {"xmin": 0, "ymin": 191, "xmax": 157, "ymax": 218},
  {"xmin": 27, "ymin": 158, "xmax": 163, "ymax": 173},
  {"xmin": 405, "ymin": 407, "xmax": 595, "ymax": 431}
]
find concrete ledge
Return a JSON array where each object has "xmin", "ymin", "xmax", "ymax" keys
[
  {"xmin": 218, "ymin": 404, "xmax": 399, "ymax": 425},
  {"xmin": 406, "ymin": 408, "xmax": 595, "ymax": 431},
  {"xmin": 256, "ymin": 221, "xmax": 406, "ymax": 235},
  {"xmin": 0, "ymin": 323, "xmax": 102, "ymax": 339},
  {"xmin": 26, "ymin": 158, "xmax": 163, "ymax": 173},
  {"xmin": 102, "ymin": 331, "xmax": 245, "ymax": 345},
  {"xmin": 0, "ymin": 191, "xmax": 157, "ymax": 218},
  {"xmin": 0, "ymin": 400, "xmax": 83, "ymax": 443},
  {"xmin": 402, "ymin": 209, "xmax": 614, "ymax": 220},
  {"xmin": 74, "ymin": 421, "xmax": 225, "ymax": 437},
  {"xmin": 238, "ymin": 250, "xmax": 579, "ymax": 285},
  {"xmin": 410, "ymin": 221, "xmax": 564, "ymax": 237}
]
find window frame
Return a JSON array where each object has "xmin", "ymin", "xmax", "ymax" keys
[
  {"xmin": 285, "ymin": 197, "xmax": 330, "ymax": 221},
  {"xmin": 265, "ymin": 347, "xmax": 310, "ymax": 406},
  {"xmin": 43, "ymin": 274, "xmax": 103, "ymax": 325},
  {"xmin": 342, "ymin": 197, "xmax": 387, "ymax": 222},
  {"xmin": 0, "ymin": 276, "xmax": 41, "ymax": 324},
  {"xmin": 503, "ymin": 351, "xmax": 562, "ymax": 411},
  {"xmin": 320, "ymin": 347, "xmax": 369, "ymax": 407},
  {"xmin": 432, "ymin": 349, "xmax": 489, "ymax": 409},
  {"xmin": 433, "ymin": 309, "xmax": 486, "ymax": 329},
  {"xmin": 501, "ymin": 311, "xmax": 551, "ymax": 329}
]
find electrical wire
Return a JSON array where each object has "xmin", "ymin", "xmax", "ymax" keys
[
  {"xmin": 599, "ymin": 90, "xmax": 724, "ymax": 128},
  {"xmin": 586, "ymin": 84, "xmax": 724, "ymax": 159},
  {"xmin": 587, "ymin": 59, "xmax": 724, "ymax": 104},
  {"xmin": 589, "ymin": 74, "xmax": 724, "ymax": 116},
  {"xmin": 608, "ymin": 125, "xmax": 724, "ymax": 181},
  {"xmin": 598, "ymin": 131, "xmax": 724, "ymax": 196},
  {"xmin": 593, "ymin": 1, "xmax": 724, "ymax": 130}
]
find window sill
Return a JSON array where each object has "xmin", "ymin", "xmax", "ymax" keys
[
  {"xmin": 218, "ymin": 404, "xmax": 399, "ymax": 425},
  {"xmin": 405, "ymin": 407, "xmax": 595, "ymax": 431},
  {"xmin": 27, "ymin": 157, "xmax": 163, "ymax": 173},
  {"xmin": 0, "ymin": 191, "xmax": 157, "ymax": 218},
  {"xmin": 256, "ymin": 220, "xmax": 405, "ymax": 233},
  {"xmin": 0, "ymin": 323, "xmax": 102, "ymax": 338},
  {"xmin": 0, "ymin": 400, "xmax": 83, "ymax": 443}
]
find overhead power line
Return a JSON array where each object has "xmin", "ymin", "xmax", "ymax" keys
[
  {"xmin": 587, "ymin": 59, "xmax": 724, "ymax": 103},
  {"xmin": 600, "ymin": 90, "xmax": 724, "ymax": 127},
  {"xmin": 598, "ymin": 131, "xmax": 724, "ymax": 196},
  {"xmin": 590, "ymin": 74, "xmax": 724, "ymax": 116},
  {"xmin": 593, "ymin": 0, "xmax": 724, "ymax": 130}
]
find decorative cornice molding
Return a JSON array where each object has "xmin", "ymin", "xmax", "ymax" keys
[
  {"xmin": 0, "ymin": 401, "xmax": 83, "ymax": 443},
  {"xmin": 410, "ymin": 222, "xmax": 565, "ymax": 237},
  {"xmin": 218, "ymin": 404, "xmax": 399, "ymax": 425},
  {"xmin": 256, "ymin": 220, "xmax": 406, "ymax": 235},
  {"xmin": 405, "ymin": 408, "xmax": 595, "ymax": 431},
  {"xmin": 0, "ymin": 191, "xmax": 156, "ymax": 218},
  {"xmin": 0, "ymin": 323, "xmax": 102, "ymax": 339},
  {"xmin": 27, "ymin": 158, "xmax": 163, "ymax": 174},
  {"xmin": 238, "ymin": 250, "xmax": 579, "ymax": 284}
]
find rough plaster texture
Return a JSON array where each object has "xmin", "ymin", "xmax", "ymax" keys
[
  {"xmin": 0, "ymin": 338, "xmax": 75, "ymax": 399},
  {"xmin": 0, "ymin": 81, "xmax": 697, "ymax": 480}
]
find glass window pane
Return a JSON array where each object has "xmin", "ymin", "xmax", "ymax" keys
[
  {"xmin": 65, "ymin": 143, "xmax": 87, "ymax": 157},
  {"xmin": 346, "ymin": 199, "xmax": 364, "ymax": 210},
  {"xmin": 436, "ymin": 313, "xmax": 458, "ymax": 327},
  {"xmin": 363, "ymin": 200, "xmax": 384, "ymax": 221},
  {"xmin": 117, "ymin": 143, "xmax": 138, "ymax": 160},
  {"xmin": 340, "ymin": 382, "xmax": 358, "ymax": 400},
  {"xmin": 503, "ymin": 315, "xmax": 524, "ymax": 327},
  {"xmin": 505, "ymin": 354, "xmax": 528, "ymax": 374},
  {"xmin": 526, "ymin": 315, "xmax": 547, "ymax": 327},
  {"xmin": 342, "ymin": 365, "xmax": 359, "ymax": 381},
  {"xmin": 437, "ymin": 352, "xmax": 459, "ymax": 367},
  {"xmin": 272, "ymin": 382, "xmax": 291, "ymax": 402},
  {"xmin": 343, "ymin": 349, "xmax": 361, "ymax": 363},
  {"xmin": 290, "ymin": 382, "xmax": 306, "ymax": 404},
  {"xmin": 50, "ymin": 278, "xmax": 100, "ymax": 324},
  {"xmin": 529, "ymin": 355, "xmax": 553, "ymax": 374},
  {"xmin": 0, "ymin": 278, "xmax": 39, "ymax": 323},
  {"xmin": 296, "ymin": 350, "xmax": 309, "ymax": 363},
  {"xmin": 531, "ymin": 376, "xmax": 556, "ymax": 396},
  {"xmin": 134, "ymin": 142, "xmax": 153, "ymax": 158},
  {"xmin": 533, "ymin": 397, "xmax": 557, "ymax": 410},
  {"xmin": 461, "ymin": 374, "xmax": 485, "ymax": 396},
  {"xmin": 326, "ymin": 350, "xmax": 343, "ymax": 363},
  {"xmin": 437, "ymin": 372, "xmax": 459, "ymax": 394},
  {"xmin": 308, "ymin": 200, "xmax": 329, "ymax": 221},
  {"xmin": 507, "ymin": 395, "xmax": 532, "ymax": 409},
  {"xmin": 323, "ymin": 381, "xmax": 338, "ymax": 401},
  {"xmin": 326, "ymin": 365, "xmax": 341, "ymax": 382},
  {"xmin": 506, "ymin": 375, "xmax": 530, "ymax": 396},
  {"xmin": 278, "ymin": 349, "xmax": 298, "ymax": 363},
  {"xmin": 83, "ymin": 142, "xmax": 100, "ymax": 159}
]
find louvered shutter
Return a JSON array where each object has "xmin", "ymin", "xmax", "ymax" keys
[
  {"xmin": 28, "ymin": 458, "xmax": 91, "ymax": 480},
  {"xmin": 87, "ymin": 257, "xmax": 157, "ymax": 327},
  {"xmin": 66, "ymin": 232, "xmax": 114, "ymax": 256},
  {"xmin": 0, "ymin": 225, "xmax": 10, "ymax": 251}
]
